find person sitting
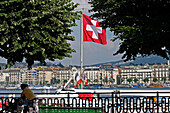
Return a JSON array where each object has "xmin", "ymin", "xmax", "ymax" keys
[{"xmin": 20, "ymin": 84, "xmax": 36, "ymax": 113}]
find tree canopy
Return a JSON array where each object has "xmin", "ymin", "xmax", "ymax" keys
[
  {"xmin": 127, "ymin": 78, "xmax": 132, "ymax": 83},
  {"xmin": 134, "ymin": 78, "xmax": 138, "ymax": 83},
  {"xmin": 120, "ymin": 78, "xmax": 124, "ymax": 83},
  {"xmin": 153, "ymin": 78, "xmax": 158, "ymax": 82},
  {"xmin": 89, "ymin": 0, "xmax": 170, "ymax": 61},
  {"xmin": 0, "ymin": 0, "xmax": 81, "ymax": 68},
  {"xmin": 143, "ymin": 77, "xmax": 149, "ymax": 83}
]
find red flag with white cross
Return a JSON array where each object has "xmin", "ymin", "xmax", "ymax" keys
[{"xmin": 83, "ymin": 14, "xmax": 107, "ymax": 45}]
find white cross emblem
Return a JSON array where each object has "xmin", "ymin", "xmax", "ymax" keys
[{"xmin": 86, "ymin": 20, "xmax": 102, "ymax": 39}]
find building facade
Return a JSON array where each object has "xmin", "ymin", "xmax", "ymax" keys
[
  {"xmin": 118, "ymin": 64, "xmax": 170, "ymax": 85},
  {"xmin": 0, "ymin": 64, "xmax": 170, "ymax": 87}
]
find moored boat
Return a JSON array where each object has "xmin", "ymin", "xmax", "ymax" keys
[{"xmin": 147, "ymin": 83, "xmax": 163, "ymax": 88}]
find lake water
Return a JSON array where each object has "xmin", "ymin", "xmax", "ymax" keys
[
  {"xmin": 0, "ymin": 89, "xmax": 57, "ymax": 98},
  {"xmin": 1, "ymin": 87, "xmax": 170, "ymax": 97}
]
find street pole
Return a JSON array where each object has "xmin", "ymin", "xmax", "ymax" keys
[
  {"xmin": 80, "ymin": 13, "xmax": 83, "ymax": 75},
  {"xmin": 80, "ymin": 14, "xmax": 83, "ymax": 89}
]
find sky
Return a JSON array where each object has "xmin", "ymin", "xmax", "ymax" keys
[
  {"xmin": 0, "ymin": 0, "xmax": 122, "ymax": 66},
  {"xmin": 54, "ymin": 0, "xmax": 123, "ymax": 66}
]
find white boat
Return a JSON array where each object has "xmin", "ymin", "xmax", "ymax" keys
[
  {"xmin": 37, "ymin": 70, "xmax": 96, "ymax": 98},
  {"xmin": 37, "ymin": 88, "xmax": 96, "ymax": 99}
]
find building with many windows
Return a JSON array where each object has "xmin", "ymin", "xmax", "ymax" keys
[
  {"xmin": 118, "ymin": 65, "xmax": 152, "ymax": 84},
  {"xmin": 0, "ymin": 71, "xmax": 9, "ymax": 84},
  {"xmin": 83, "ymin": 67, "xmax": 118, "ymax": 85},
  {"xmin": 52, "ymin": 67, "xmax": 72, "ymax": 87},
  {"xmin": 84, "ymin": 67, "xmax": 100, "ymax": 84},
  {"xmin": 0, "ymin": 64, "xmax": 170, "ymax": 87},
  {"xmin": 118, "ymin": 64, "xmax": 170, "ymax": 85},
  {"xmin": 152, "ymin": 65, "xmax": 170, "ymax": 83},
  {"xmin": 8, "ymin": 68, "xmax": 20, "ymax": 84}
]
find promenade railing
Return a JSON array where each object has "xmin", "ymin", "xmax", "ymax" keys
[{"xmin": 0, "ymin": 91, "xmax": 170, "ymax": 113}]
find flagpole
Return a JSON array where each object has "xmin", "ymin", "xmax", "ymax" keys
[
  {"xmin": 80, "ymin": 14, "xmax": 83, "ymax": 89},
  {"xmin": 80, "ymin": 14, "xmax": 83, "ymax": 75}
]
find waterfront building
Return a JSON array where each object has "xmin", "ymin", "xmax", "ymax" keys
[
  {"xmin": 20, "ymin": 68, "xmax": 39, "ymax": 85},
  {"xmin": 152, "ymin": 65, "xmax": 169, "ymax": 83},
  {"xmin": 20, "ymin": 67, "xmax": 50, "ymax": 86},
  {"xmin": 0, "ymin": 70, "xmax": 9, "ymax": 85},
  {"xmin": 36, "ymin": 67, "xmax": 48, "ymax": 85},
  {"xmin": 52, "ymin": 67, "xmax": 72, "ymax": 87},
  {"xmin": 118, "ymin": 64, "xmax": 170, "ymax": 86},
  {"xmin": 84, "ymin": 67, "xmax": 100, "ymax": 85},
  {"xmin": 20, "ymin": 69, "xmax": 27, "ymax": 83},
  {"xmin": 101, "ymin": 68, "xmax": 118, "ymax": 85},
  {"xmin": 1, "ymin": 63, "xmax": 170, "ymax": 87},
  {"xmin": 118, "ymin": 65, "xmax": 152, "ymax": 85},
  {"xmin": 8, "ymin": 68, "xmax": 21, "ymax": 85},
  {"xmin": 44, "ymin": 68, "xmax": 53, "ymax": 85},
  {"xmin": 83, "ymin": 66, "xmax": 118, "ymax": 86}
]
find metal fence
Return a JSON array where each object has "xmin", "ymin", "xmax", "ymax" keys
[{"xmin": 1, "ymin": 91, "xmax": 170, "ymax": 113}]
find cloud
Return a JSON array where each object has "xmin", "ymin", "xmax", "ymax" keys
[
  {"xmin": 0, "ymin": 57, "xmax": 7, "ymax": 63},
  {"xmin": 81, "ymin": 40, "xmax": 121, "ymax": 65},
  {"xmin": 55, "ymin": 8, "xmax": 122, "ymax": 66},
  {"xmin": 72, "ymin": 0, "xmax": 92, "ymax": 10},
  {"xmin": 62, "ymin": 34, "xmax": 122, "ymax": 66}
]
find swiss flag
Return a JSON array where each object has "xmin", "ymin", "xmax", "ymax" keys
[{"xmin": 83, "ymin": 14, "xmax": 107, "ymax": 45}]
